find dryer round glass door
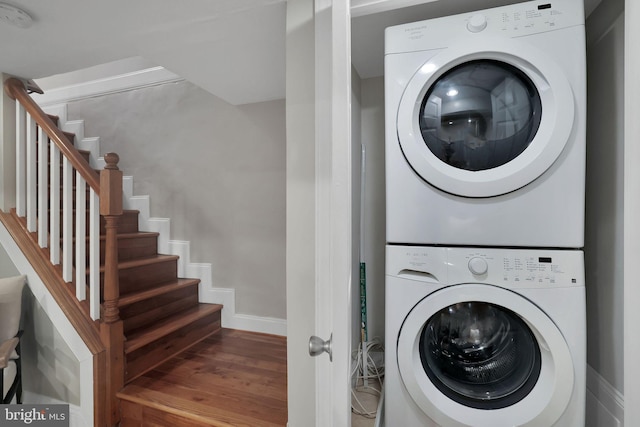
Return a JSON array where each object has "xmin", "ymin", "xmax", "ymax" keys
[
  {"xmin": 396, "ymin": 37, "xmax": 575, "ymax": 197},
  {"xmin": 396, "ymin": 284, "xmax": 574, "ymax": 427},
  {"xmin": 419, "ymin": 60, "xmax": 542, "ymax": 173}
]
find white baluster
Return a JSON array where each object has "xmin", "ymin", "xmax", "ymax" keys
[
  {"xmin": 26, "ymin": 115, "xmax": 36, "ymax": 232},
  {"xmin": 62, "ymin": 158, "xmax": 73, "ymax": 282},
  {"xmin": 15, "ymin": 101, "xmax": 26, "ymax": 217},
  {"xmin": 50, "ymin": 143, "xmax": 60, "ymax": 264},
  {"xmin": 37, "ymin": 126, "xmax": 48, "ymax": 248},
  {"xmin": 75, "ymin": 172, "xmax": 86, "ymax": 300},
  {"xmin": 89, "ymin": 189, "xmax": 100, "ymax": 320}
]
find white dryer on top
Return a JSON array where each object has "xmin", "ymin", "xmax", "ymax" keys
[{"xmin": 385, "ymin": 0, "xmax": 586, "ymax": 248}]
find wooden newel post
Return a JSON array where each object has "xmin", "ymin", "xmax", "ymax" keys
[
  {"xmin": 100, "ymin": 152, "xmax": 122, "ymax": 323},
  {"xmin": 99, "ymin": 152, "xmax": 124, "ymax": 426}
]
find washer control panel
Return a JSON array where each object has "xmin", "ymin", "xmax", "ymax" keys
[
  {"xmin": 468, "ymin": 256, "xmax": 488, "ymax": 275},
  {"xmin": 386, "ymin": 246, "xmax": 585, "ymax": 288},
  {"xmin": 449, "ymin": 247, "xmax": 584, "ymax": 288}
]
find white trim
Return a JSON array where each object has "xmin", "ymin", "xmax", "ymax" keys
[
  {"xmin": 31, "ymin": 67, "xmax": 184, "ymax": 107},
  {"xmin": 350, "ymin": 0, "xmax": 437, "ymax": 17},
  {"xmin": 200, "ymin": 286, "xmax": 287, "ymax": 336},
  {"xmin": 625, "ymin": 0, "xmax": 640, "ymax": 424},
  {"xmin": 586, "ymin": 364, "xmax": 624, "ymax": 426}
]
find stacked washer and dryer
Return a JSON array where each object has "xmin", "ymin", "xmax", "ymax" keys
[{"xmin": 384, "ymin": 1, "xmax": 586, "ymax": 426}]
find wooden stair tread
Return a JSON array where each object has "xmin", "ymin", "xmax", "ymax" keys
[
  {"xmin": 117, "ymin": 383, "xmax": 284, "ymax": 427},
  {"xmin": 73, "ymin": 231, "xmax": 158, "ymax": 243},
  {"xmin": 83, "ymin": 231, "xmax": 160, "ymax": 242},
  {"xmin": 125, "ymin": 304, "xmax": 223, "ymax": 354},
  {"xmin": 117, "ymin": 385, "xmax": 223, "ymax": 426},
  {"xmin": 117, "ymin": 329, "xmax": 287, "ymax": 427},
  {"xmin": 98, "ymin": 254, "xmax": 179, "ymax": 272},
  {"xmin": 119, "ymin": 278, "xmax": 200, "ymax": 307}
]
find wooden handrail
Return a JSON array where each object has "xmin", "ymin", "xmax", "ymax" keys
[{"xmin": 4, "ymin": 77, "xmax": 100, "ymax": 193}]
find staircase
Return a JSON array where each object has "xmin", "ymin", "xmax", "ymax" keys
[
  {"xmin": 2, "ymin": 78, "xmax": 223, "ymax": 425},
  {"xmin": 49, "ymin": 114, "xmax": 224, "ymax": 383}
]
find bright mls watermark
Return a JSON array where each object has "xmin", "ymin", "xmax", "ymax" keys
[{"xmin": 1, "ymin": 405, "xmax": 69, "ymax": 426}]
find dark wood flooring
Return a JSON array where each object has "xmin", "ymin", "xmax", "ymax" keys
[{"xmin": 118, "ymin": 328, "xmax": 288, "ymax": 426}]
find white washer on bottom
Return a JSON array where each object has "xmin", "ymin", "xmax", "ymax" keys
[{"xmin": 385, "ymin": 246, "xmax": 585, "ymax": 427}]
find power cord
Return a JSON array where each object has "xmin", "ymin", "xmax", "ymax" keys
[{"xmin": 351, "ymin": 337, "xmax": 385, "ymax": 419}]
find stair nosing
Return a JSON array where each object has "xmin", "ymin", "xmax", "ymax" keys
[
  {"xmin": 80, "ymin": 231, "xmax": 160, "ymax": 243},
  {"xmin": 118, "ymin": 278, "xmax": 200, "ymax": 308},
  {"xmin": 124, "ymin": 304, "xmax": 223, "ymax": 354},
  {"xmin": 96, "ymin": 254, "xmax": 180, "ymax": 273}
]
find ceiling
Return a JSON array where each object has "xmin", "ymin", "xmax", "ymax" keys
[
  {"xmin": 0, "ymin": 0, "xmax": 286, "ymax": 105},
  {"xmin": 0, "ymin": 0, "xmax": 602, "ymax": 105}
]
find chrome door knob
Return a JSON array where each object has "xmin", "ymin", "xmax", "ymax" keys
[{"xmin": 309, "ymin": 334, "xmax": 333, "ymax": 361}]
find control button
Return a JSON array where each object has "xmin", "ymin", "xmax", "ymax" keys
[
  {"xmin": 468, "ymin": 257, "xmax": 489, "ymax": 275},
  {"xmin": 467, "ymin": 14, "xmax": 488, "ymax": 33}
]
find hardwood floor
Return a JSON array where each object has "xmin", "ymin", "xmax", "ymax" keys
[{"xmin": 118, "ymin": 328, "xmax": 288, "ymax": 426}]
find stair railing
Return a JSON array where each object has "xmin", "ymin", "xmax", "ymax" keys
[{"xmin": 4, "ymin": 77, "xmax": 124, "ymax": 426}]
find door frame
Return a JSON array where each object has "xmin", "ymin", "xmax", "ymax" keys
[{"xmin": 625, "ymin": 0, "xmax": 640, "ymax": 424}]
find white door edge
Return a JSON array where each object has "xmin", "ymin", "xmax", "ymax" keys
[{"xmin": 315, "ymin": 0, "xmax": 353, "ymax": 425}]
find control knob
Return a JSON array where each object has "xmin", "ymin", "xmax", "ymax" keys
[
  {"xmin": 468, "ymin": 257, "xmax": 488, "ymax": 275},
  {"xmin": 467, "ymin": 14, "xmax": 488, "ymax": 33}
]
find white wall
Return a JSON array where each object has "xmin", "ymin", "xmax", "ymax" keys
[
  {"xmin": 352, "ymin": 67, "xmax": 363, "ymax": 354},
  {"xmin": 584, "ymin": 0, "xmax": 625, "ymax": 424},
  {"xmin": 21, "ymin": 288, "xmax": 81, "ymax": 406},
  {"xmin": 61, "ymin": 80, "xmax": 287, "ymax": 320},
  {"xmin": 360, "ymin": 76, "xmax": 386, "ymax": 344},
  {"xmin": 350, "ymin": 73, "xmax": 386, "ymax": 389},
  {"xmin": 0, "ymin": 245, "xmax": 18, "ymax": 277},
  {"xmin": 0, "ymin": 246, "xmax": 81, "ymax": 407}
]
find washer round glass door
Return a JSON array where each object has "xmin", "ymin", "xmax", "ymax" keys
[
  {"xmin": 421, "ymin": 301, "xmax": 541, "ymax": 410},
  {"xmin": 396, "ymin": 37, "xmax": 575, "ymax": 197},
  {"xmin": 397, "ymin": 284, "xmax": 574, "ymax": 427}
]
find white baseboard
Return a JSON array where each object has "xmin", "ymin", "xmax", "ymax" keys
[
  {"xmin": 586, "ymin": 364, "xmax": 624, "ymax": 427},
  {"xmin": 191, "ymin": 278, "xmax": 286, "ymax": 336}
]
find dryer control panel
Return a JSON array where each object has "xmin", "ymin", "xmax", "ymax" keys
[
  {"xmin": 465, "ymin": 1, "xmax": 582, "ymax": 36},
  {"xmin": 385, "ymin": 0, "xmax": 585, "ymax": 55}
]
